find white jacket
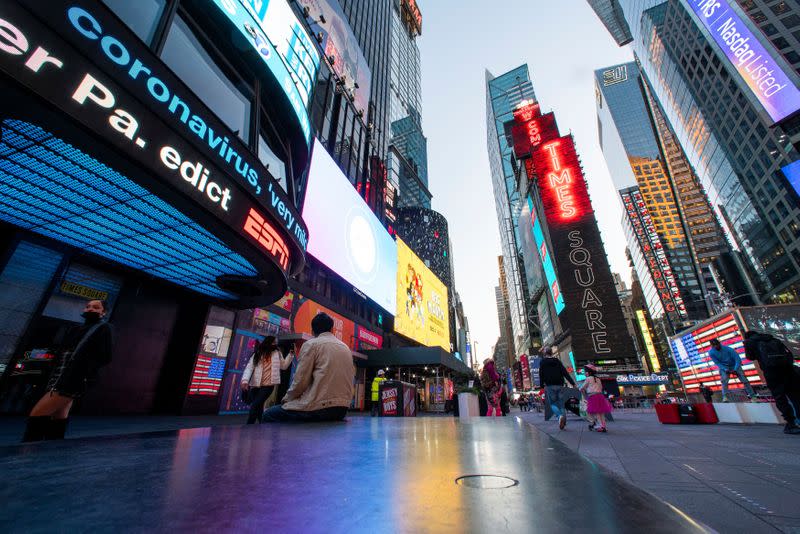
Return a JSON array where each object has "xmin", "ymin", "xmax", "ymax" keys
[{"xmin": 242, "ymin": 350, "xmax": 292, "ymax": 387}]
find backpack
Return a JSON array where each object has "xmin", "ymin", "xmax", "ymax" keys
[
  {"xmin": 758, "ymin": 337, "xmax": 794, "ymax": 368},
  {"xmin": 480, "ymin": 369, "xmax": 494, "ymax": 390}
]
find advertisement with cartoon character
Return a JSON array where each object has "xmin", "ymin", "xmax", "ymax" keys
[{"xmin": 395, "ymin": 238, "xmax": 450, "ymax": 351}]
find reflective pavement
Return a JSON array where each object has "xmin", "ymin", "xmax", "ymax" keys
[{"xmin": 0, "ymin": 416, "xmax": 707, "ymax": 533}]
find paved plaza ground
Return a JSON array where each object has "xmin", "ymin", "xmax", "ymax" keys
[
  {"xmin": 519, "ymin": 409, "xmax": 800, "ymax": 533},
  {"xmin": 1, "ymin": 410, "xmax": 798, "ymax": 532}
]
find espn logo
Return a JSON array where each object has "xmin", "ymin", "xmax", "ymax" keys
[{"xmin": 243, "ymin": 209, "xmax": 290, "ymax": 271}]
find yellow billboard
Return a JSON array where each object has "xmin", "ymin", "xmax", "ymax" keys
[{"xmin": 395, "ymin": 238, "xmax": 450, "ymax": 351}]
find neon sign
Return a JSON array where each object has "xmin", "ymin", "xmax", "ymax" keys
[
  {"xmin": 512, "ymin": 100, "xmax": 637, "ymax": 364},
  {"xmin": 621, "ymin": 189, "xmax": 687, "ymax": 317},
  {"xmin": 243, "ymin": 208, "xmax": 290, "ymax": 270},
  {"xmin": 527, "ymin": 196, "xmax": 565, "ymax": 314}
]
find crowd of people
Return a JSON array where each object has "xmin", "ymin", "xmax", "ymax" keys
[{"xmin": 18, "ymin": 298, "xmax": 800, "ymax": 440}]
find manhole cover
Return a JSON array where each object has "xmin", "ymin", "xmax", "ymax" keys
[{"xmin": 455, "ymin": 475, "xmax": 519, "ymax": 489}]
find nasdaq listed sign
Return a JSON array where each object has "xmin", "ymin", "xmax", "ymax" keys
[
  {"xmin": 209, "ymin": 0, "xmax": 319, "ymax": 143},
  {"xmin": 683, "ymin": 0, "xmax": 800, "ymax": 123}
]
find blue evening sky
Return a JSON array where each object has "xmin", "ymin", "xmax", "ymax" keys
[{"xmin": 418, "ymin": 0, "xmax": 634, "ymax": 361}]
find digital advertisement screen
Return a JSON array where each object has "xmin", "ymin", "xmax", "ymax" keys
[
  {"xmin": 782, "ymin": 160, "xmax": 800, "ymax": 199},
  {"xmin": 683, "ymin": 0, "xmax": 800, "ymax": 123},
  {"xmin": 303, "ymin": 140, "xmax": 397, "ymax": 314},
  {"xmin": 395, "ymin": 238, "xmax": 450, "ymax": 351},
  {"xmin": 292, "ymin": 295, "xmax": 355, "ymax": 348},
  {"xmin": 670, "ymin": 313, "xmax": 763, "ymax": 393},
  {"xmin": 738, "ymin": 305, "xmax": 800, "ymax": 357}
]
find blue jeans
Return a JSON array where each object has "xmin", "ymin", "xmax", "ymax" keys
[
  {"xmin": 545, "ymin": 386, "xmax": 565, "ymax": 418},
  {"xmin": 719, "ymin": 367, "xmax": 755, "ymax": 399},
  {"xmin": 261, "ymin": 405, "xmax": 348, "ymax": 422}
]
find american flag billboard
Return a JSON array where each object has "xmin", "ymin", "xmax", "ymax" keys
[
  {"xmin": 670, "ymin": 312, "xmax": 763, "ymax": 393},
  {"xmin": 188, "ymin": 355, "xmax": 227, "ymax": 396}
]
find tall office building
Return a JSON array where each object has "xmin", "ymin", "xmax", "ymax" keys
[
  {"xmin": 387, "ymin": 0, "xmax": 431, "ymax": 214},
  {"xmin": 590, "ymin": 0, "xmax": 800, "ymax": 304},
  {"xmin": 495, "ymin": 257, "xmax": 515, "ymax": 369},
  {"xmin": 595, "ymin": 61, "xmax": 721, "ymax": 329},
  {"xmin": 486, "ymin": 66, "xmax": 537, "ymax": 356}
]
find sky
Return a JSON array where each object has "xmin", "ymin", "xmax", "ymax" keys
[{"xmin": 417, "ymin": 0, "xmax": 634, "ymax": 362}]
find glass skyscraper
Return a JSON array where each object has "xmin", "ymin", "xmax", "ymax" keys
[
  {"xmin": 387, "ymin": 0, "xmax": 432, "ymax": 213},
  {"xmin": 591, "ymin": 0, "xmax": 800, "ymax": 305},
  {"xmin": 486, "ymin": 66, "xmax": 537, "ymax": 356},
  {"xmin": 595, "ymin": 61, "xmax": 722, "ymax": 329}
]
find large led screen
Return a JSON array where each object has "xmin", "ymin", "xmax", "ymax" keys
[
  {"xmin": 395, "ymin": 238, "xmax": 450, "ymax": 351},
  {"xmin": 303, "ymin": 140, "xmax": 397, "ymax": 314},
  {"xmin": 670, "ymin": 313, "xmax": 763, "ymax": 394}
]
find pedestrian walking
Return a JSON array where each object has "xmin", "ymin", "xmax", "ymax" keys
[
  {"xmin": 580, "ymin": 364, "xmax": 612, "ymax": 432},
  {"xmin": 22, "ymin": 299, "xmax": 114, "ymax": 442},
  {"xmin": 241, "ymin": 335, "xmax": 293, "ymax": 424},
  {"xmin": 500, "ymin": 379, "xmax": 510, "ymax": 416},
  {"xmin": 744, "ymin": 331, "xmax": 800, "ymax": 435},
  {"xmin": 261, "ymin": 313, "xmax": 354, "ymax": 423},
  {"xmin": 708, "ymin": 338, "xmax": 755, "ymax": 402},
  {"xmin": 539, "ymin": 347, "xmax": 576, "ymax": 430},
  {"xmin": 371, "ymin": 370, "xmax": 387, "ymax": 416},
  {"xmin": 480, "ymin": 358, "xmax": 502, "ymax": 417},
  {"xmin": 699, "ymin": 382, "xmax": 713, "ymax": 403}
]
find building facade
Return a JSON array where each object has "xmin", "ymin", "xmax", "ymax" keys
[
  {"xmin": 486, "ymin": 66, "xmax": 537, "ymax": 357},
  {"xmin": 595, "ymin": 61, "xmax": 716, "ymax": 329},
  {"xmin": 592, "ymin": 0, "xmax": 800, "ymax": 305},
  {"xmin": 0, "ymin": 0, "xmax": 316, "ymax": 414}
]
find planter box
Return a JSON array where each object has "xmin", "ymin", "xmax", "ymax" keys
[
  {"xmin": 712, "ymin": 402, "xmax": 744, "ymax": 423},
  {"xmin": 655, "ymin": 403, "xmax": 680, "ymax": 424},
  {"xmin": 458, "ymin": 393, "xmax": 480, "ymax": 418},
  {"xmin": 738, "ymin": 402, "xmax": 783, "ymax": 424}
]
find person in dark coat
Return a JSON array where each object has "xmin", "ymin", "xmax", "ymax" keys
[
  {"xmin": 539, "ymin": 347, "xmax": 576, "ymax": 430},
  {"xmin": 744, "ymin": 331, "xmax": 800, "ymax": 435},
  {"xmin": 22, "ymin": 299, "xmax": 114, "ymax": 441},
  {"xmin": 500, "ymin": 379, "xmax": 510, "ymax": 416}
]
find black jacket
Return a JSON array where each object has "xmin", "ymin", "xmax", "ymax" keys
[{"xmin": 539, "ymin": 357, "xmax": 575, "ymax": 388}]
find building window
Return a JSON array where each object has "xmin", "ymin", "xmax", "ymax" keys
[
  {"xmin": 102, "ymin": 0, "xmax": 165, "ymax": 45},
  {"xmin": 161, "ymin": 15, "xmax": 252, "ymax": 142},
  {"xmin": 258, "ymin": 133, "xmax": 288, "ymax": 193}
]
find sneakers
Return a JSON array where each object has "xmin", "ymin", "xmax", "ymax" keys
[
  {"xmin": 784, "ymin": 424, "xmax": 800, "ymax": 435},
  {"xmin": 559, "ymin": 415, "xmax": 566, "ymax": 430},
  {"xmin": 588, "ymin": 422, "xmax": 596, "ymax": 431},
  {"xmin": 597, "ymin": 427, "xmax": 607, "ymax": 433}
]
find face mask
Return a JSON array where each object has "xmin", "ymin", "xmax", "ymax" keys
[{"xmin": 81, "ymin": 311, "xmax": 102, "ymax": 321}]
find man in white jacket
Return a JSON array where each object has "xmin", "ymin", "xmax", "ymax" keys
[{"xmin": 262, "ymin": 313, "xmax": 354, "ymax": 423}]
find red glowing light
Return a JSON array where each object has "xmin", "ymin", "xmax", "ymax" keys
[{"xmin": 243, "ymin": 208, "xmax": 290, "ymax": 271}]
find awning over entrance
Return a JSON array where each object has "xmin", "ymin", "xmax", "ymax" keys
[{"xmin": 361, "ymin": 347, "xmax": 472, "ymax": 375}]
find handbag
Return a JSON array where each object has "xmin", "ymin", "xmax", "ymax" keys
[{"xmin": 241, "ymin": 386, "xmax": 252, "ymax": 405}]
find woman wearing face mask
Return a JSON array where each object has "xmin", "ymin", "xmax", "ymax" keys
[{"xmin": 22, "ymin": 299, "xmax": 114, "ymax": 442}]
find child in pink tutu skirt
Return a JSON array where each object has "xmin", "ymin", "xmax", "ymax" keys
[{"xmin": 580, "ymin": 364, "xmax": 613, "ymax": 432}]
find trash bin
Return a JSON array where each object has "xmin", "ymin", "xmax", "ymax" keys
[
  {"xmin": 678, "ymin": 404, "xmax": 697, "ymax": 424},
  {"xmin": 655, "ymin": 403, "xmax": 681, "ymax": 424},
  {"xmin": 693, "ymin": 403, "xmax": 719, "ymax": 424}
]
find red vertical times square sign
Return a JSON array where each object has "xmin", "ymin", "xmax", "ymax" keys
[{"xmin": 512, "ymin": 101, "xmax": 636, "ymax": 364}]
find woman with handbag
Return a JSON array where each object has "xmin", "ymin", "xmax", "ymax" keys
[
  {"xmin": 22, "ymin": 299, "xmax": 114, "ymax": 442},
  {"xmin": 241, "ymin": 336, "xmax": 292, "ymax": 424}
]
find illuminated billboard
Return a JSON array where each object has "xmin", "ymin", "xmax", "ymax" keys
[
  {"xmin": 683, "ymin": 0, "xmax": 800, "ymax": 123},
  {"xmin": 670, "ymin": 312, "xmax": 763, "ymax": 393},
  {"xmin": 395, "ymin": 238, "xmax": 450, "ymax": 351},
  {"xmin": 512, "ymin": 102, "xmax": 636, "ymax": 364},
  {"xmin": 292, "ymin": 295, "xmax": 355, "ymax": 348},
  {"xmin": 782, "ymin": 160, "xmax": 800, "ymax": 199},
  {"xmin": 303, "ymin": 140, "xmax": 397, "ymax": 315},
  {"xmin": 297, "ymin": 0, "xmax": 372, "ymax": 115},
  {"xmin": 209, "ymin": 0, "xmax": 319, "ymax": 142},
  {"xmin": 621, "ymin": 188, "xmax": 687, "ymax": 318},
  {"xmin": 526, "ymin": 196, "xmax": 565, "ymax": 315}
]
